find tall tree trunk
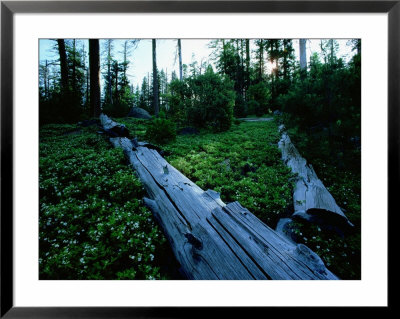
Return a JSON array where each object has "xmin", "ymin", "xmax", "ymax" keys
[
  {"xmin": 44, "ymin": 60, "xmax": 48, "ymax": 99},
  {"xmin": 259, "ymin": 39, "xmax": 264, "ymax": 81},
  {"xmin": 178, "ymin": 39, "xmax": 183, "ymax": 81},
  {"xmin": 152, "ymin": 39, "xmax": 159, "ymax": 116},
  {"xmin": 274, "ymin": 40, "xmax": 280, "ymax": 76},
  {"xmin": 283, "ymin": 40, "xmax": 288, "ymax": 80},
  {"xmin": 115, "ymin": 61, "xmax": 119, "ymax": 102},
  {"xmin": 356, "ymin": 39, "xmax": 361, "ymax": 56},
  {"xmin": 107, "ymin": 40, "xmax": 113, "ymax": 104},
  {"xmin": 299, "ymin": 39, "xmax": 307, "ymax": 73},
  {"xmin": 235, "ymin": 39, "xmax": 241, "ymax": 93},
  {"xmin": 123, "ymin": 41, "xmax": 129, "ymax": 87},
  {"xmin": 245, "ymin": 39, "xmax": 250, "ymax": 97},
  {"xmin": 89, "ymin": 39, "xmax": 101, "ymax": 118},
  {"xmin": 222, "ymin": 39, "xmax": 227, "ymax": 75},
  {"xmin": 319, "ymin": 40, "xmax": 327, "ymax": 64},
  {"xmin": 82, "ymin": 43, "xmax": 89, "ymax": 107},
  {"xmin": 72, "ymin": 39, "xmax": 76, "ymax": 91},
  {"xmin": 147, "ymin": 72, "xmax": 150, "ymax": 110},
  {"xmin": 86, "ymin": 65, "xmax": 89, "ymax": 107},
  {"xmin": 57, "ymin": 39, "xmax": 69, "ymax": 93},
  {"xmin": 240, "ymin": 39, "xmax": 245, "ymax": 95}
]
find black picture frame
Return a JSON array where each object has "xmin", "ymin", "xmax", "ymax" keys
[{"xmin": 1, "ymin": 0, "xmax": 395, "ymax": 317}]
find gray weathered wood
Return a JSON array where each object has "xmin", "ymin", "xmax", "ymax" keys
[
  {"xmin": 99, "ymin": 113, "xmax": 129, "ymax": 137},
  {"xmin": 100, "ymin": 113, "xmax": 123, "ymax": 131},
  {"xmin": 277, "ymin": 124, "xmax": 354, "ymax": 230},
  {"xmin": 102, "ymin": 114, "xmax": 338, "ymax": 280},
  {"xmin": 299, "ymin": 39, "xmax": 307, "ymax": 71}
]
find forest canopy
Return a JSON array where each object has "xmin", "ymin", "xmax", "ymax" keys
[{"xmin": 39, "ymin": 39, "xmax": 360, "ymax": 134}]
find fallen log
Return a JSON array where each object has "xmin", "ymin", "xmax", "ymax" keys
[
  {"xmin": 100, "ymin": 113, "xmax": 130, "ymax": 137},
  {"xmin": 101, "ymin": 114, "xmax": 338, "ymax": 280},
  {"xmin": 277, "ymin": 125, "xmax": 354, "ymax": 231}
]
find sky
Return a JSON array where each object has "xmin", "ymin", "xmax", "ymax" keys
[{"xmin": 39, "ymin": 38, "xmax": 356, "ymax": 89}]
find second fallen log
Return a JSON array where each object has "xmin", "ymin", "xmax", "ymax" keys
[{"xmin": 277, "ymin": 125, "xmax": 354, "ymax": 231}]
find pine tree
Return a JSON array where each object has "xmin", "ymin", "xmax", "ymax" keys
[
  {"xmin": 152, "ymin": 39, "xmax": 159, "ymax": 116},
  {"xmin": 177, "ymin": 39, "xmax": 183, "ymax": 80},
  {"xmin": 57, "ymin": 39, "xmax": 69, "ymax": 93},
  {"xmin": 89, "ymin": 39, "xmax": 101, "ymax": 117},
  {"xmin": 299, "ymin": 39, "xmax": 307, "ymax": 75},
  {"xmin": 104, "ymin": 39, "xmax": 114, "ymax": 104},
  {"xmin": 254, "ymin": 39, "xmax": 265, "ymax": 81}
]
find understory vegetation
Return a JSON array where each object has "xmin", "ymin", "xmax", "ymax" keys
[
  {"xmin": 40, "ymin": 117, "xmax": 361, "ymax": 280},
  {"xmin": 39, "ymin": 124, "xmax": 178, "ymax": 280}
]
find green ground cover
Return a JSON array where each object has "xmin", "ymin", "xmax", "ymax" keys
[
  {"xmin": 39, "ymin": 124, "xmax": 172, "ymax": 280},
  {"xmin": 39, "ymin": 117, "xmax": 361, "ymax": 280}
]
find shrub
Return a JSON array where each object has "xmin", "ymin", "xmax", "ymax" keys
[
  {"xmin": 102, "ymin": 86, "xmax": 135, "ymax": 118},
  {"xmin": 102, "ymin": 101, "xmax": 131, "ymax": 118},
  {"xmin": 246, "ymin": 100, "xmax": 260, "ymax": 117},
  {"xmin": 168, "ymin": 66, "xmax": 235, "ymax": 132},
  {"xmin": 145, "ymin": 115, "xmax": 176, "ymax": 145},
  {"xmin": 40, "ymin": 91, "xmax": 85, "ymax": 125},
  {"xmin": 247, "ymin": 82, "xmax": 271, "ymax": 117},
  {"xmin": 234, "ymin": 93, "xmax": 246, "ymax": 118}
]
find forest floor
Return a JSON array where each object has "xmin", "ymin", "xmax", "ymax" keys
[
  {"xmin": 39, "ymin": 116, "xmax": 361, "ymax": 280},
  {"xmin": 236, "ymin": 117, "xmax": 274, "ymax": 122}
]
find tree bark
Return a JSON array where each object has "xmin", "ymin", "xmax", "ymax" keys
[
  {"xmin": 258, "ymin": 39, "xmax": 264, "ymax": 80},
  {"xmin": 178, "ymin": 39, "xmax": 183, "ymax": 81},
  {"xmin": 222, "ymin": 39, "xmax": 227, "ymax": 75},
  {"xmin": 89, "ymin": 39, "xmax": 101, "ymax": 118},
  {"xmin": 57, "ymin": 39, "xmax": 69, "ymax": 93},
  {"xmin": 123, "ymin": 41, "xmax": 128, "ymax": 86},
  {"xmin": 86, "ymin": 60, "xmax": 90, "ymax": 107},
  {"xmin": 356, "ymin": 39, "xmax": 361, "ymax": 55},
  {"xmin": 107, "ymin": 40, "xmax": 113, "ymax": 105},
  {"xmin": 329, "ymin": 39, "xmax": 335, "ymax": 64},
  {"xmin": 152, "ymin": 39, "xmax": 159, "ymax": 116},
  {"xmin": 245, "ymin": 39, "xmax": 250, "ymax": 98},
  {"xmin": 100, "ymin": 114, "xmax": 338, "ymax": 280},
  {"xmin": 283, "ymin": 40, "xmax": 288, "ymax": 79},
  {"xmin": 115, "ymin": 61, "xmax": 119, "ymax": 102},
  {"xmin": 72, "ymin": 39, "xmax": 76, "ymax": 91},
  {"xmin": 82, "ymin": 43, "xmax": 89, "ymax": 107},
  {"xmin": 44, "ymin": 60, "xmax": 48, "ymax": 99},
  {"xmin": 299, "ymin": 39, "xmax": 307, "ymax": 74}
]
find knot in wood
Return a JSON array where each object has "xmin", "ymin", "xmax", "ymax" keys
[
  {"xmin": 184, "ymin": 233, "xmax": 203, "ymax": 250},
  {"xmin": 131, "ymin": 138, "xmax": 139, "ymax": 150},
  {"xmin": 163, "ymin": 165, "xmax": 169, "ymax": 175}
]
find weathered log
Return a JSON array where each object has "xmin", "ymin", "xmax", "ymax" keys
[
  {"xmin": 102, "ymin": 114, "xmax": 338, "ymax": 280},
  {"xmin": 277, "ymin": 124, "xmax": 354, "ymax": 231},
  {"xmin": 99, "ymin": 113, "xmax": 130, "ymax": 137}
]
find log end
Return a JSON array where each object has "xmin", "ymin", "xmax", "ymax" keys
[
  {"xmin": 294, "ymin": 244, "xmax": 338, "ymax": 279},
  {"xmin": 293, "ymin": 209, "xmax": 354, "ymax": 237}
]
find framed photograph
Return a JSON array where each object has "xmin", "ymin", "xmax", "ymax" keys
[{"xmin": 1, "ymin": 0, "xmax": 395, "ymax": 317}]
